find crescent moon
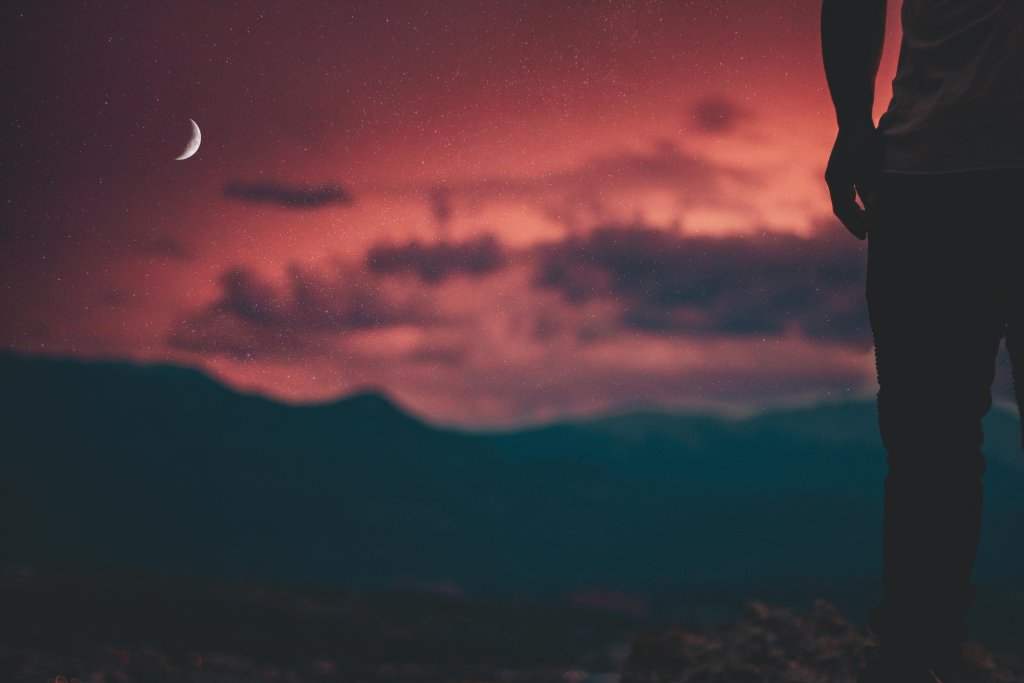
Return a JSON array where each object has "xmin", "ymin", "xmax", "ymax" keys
[{"xmin": 175, "ymin": 118, "xmax": 201, "ymax": 161}]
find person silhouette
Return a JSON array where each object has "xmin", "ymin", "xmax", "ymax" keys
[{"xmin": 821, "ymin": 0, "xmax": 1024, "ymax": 681}]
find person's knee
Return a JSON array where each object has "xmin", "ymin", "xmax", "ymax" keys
[
  {"xmin": 877, "ymin": 384, "xmax": 990, "ymax": 443},
  {"xmin": 876, "ymin": 392, "xmax": 988, "ymax": 484}
]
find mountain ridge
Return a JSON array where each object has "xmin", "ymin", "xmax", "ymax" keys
[{"xmin": 2, "ymin": 350, "xmax": 1023, "ymax": 630}]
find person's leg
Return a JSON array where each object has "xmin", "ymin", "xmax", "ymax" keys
[
  {"xmin": 998, "ymin": 171, "xmax": 1024, "ymax": 451},
  {"xmin": 1008, "ymin": 318, "xmax": 1024, "ymax": 451},
  {"xmin": 1007, "ymin": 292, "xmax": 1024, "ymax": 453},
  {"xmin": 864, "ymin": 169, "xmax": 1007, "ymax": 666}
]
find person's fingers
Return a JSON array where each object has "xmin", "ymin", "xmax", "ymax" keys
[
  {"xmin": 825, "ymin": 172, "xmax": 853, "ymax": 212},
  {"xmin": 826, "ymin": 174, "xmax": 868, "ymax": 240},
  {"xmin": 836, "ymin": 204, "xmax": 867, "ymax": 240},
  {"xmin": 830, "ymin": 199, "xmax": 867, "ymax": 240}
]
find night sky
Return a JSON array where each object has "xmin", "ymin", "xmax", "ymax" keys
[{"xmin": 4, "ymin": 0, "xmax": 1014, "ymax": 428}]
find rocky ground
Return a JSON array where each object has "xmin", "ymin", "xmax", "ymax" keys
[
  {"xmin": 3, "ymin": 566, "xmax": 1024, "ymax": 683},
  {"xmin": 621, "ymin": 599, "xmax": 1024, "ymax": 683}
]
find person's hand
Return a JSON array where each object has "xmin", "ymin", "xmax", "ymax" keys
[{"xmin": 825, "ymin": 124, "xmax": 884, "ymax": 240}]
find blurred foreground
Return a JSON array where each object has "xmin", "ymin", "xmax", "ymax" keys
[{"xmin": 4, "ymin": 565, "xmax": 1024, "ymax": 683}]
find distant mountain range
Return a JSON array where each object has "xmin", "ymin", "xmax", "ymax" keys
[{"xmin": 3, "ymin": 351, "xmax": 1023, "ymax": 613}]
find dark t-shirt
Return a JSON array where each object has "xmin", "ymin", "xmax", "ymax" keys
[{"xmin": 877, "ymin": 0, "xmax": 1024, "ymax": 173}]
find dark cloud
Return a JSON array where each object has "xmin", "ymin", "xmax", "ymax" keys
[
  {"xmin": 530, "ymin": 220, "xmax": 871, "ymax": 347},
  {"xmin": 168, "ymin": 260, "xmax": 442, "ymax": 359},
  {"xmin": 220, "ymin": 262, "xmax": 440, "ymax": 331},
  {"xmin": 128, "ymin": 235, "xmax": 195, "ymax": 261},
  {"xmin": 223, "ymin": 181, "xmax": 353, "ymax": 209},
  {"xmin": 170, "ymin": 219, "xmax": 873, "ymax": 370},
  {"xmin": 365, "ymin": 233, "xmax": 507, "ymax": 284},
  {"xmin": 689, "ymin": 95, "xmax": 754, "ymax": 135}
]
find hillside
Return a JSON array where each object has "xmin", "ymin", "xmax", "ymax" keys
[{"xmin": 3, "ymin": 351, "xmax": 1024, "ymax": 651}]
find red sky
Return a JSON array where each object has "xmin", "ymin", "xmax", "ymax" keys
[{"xmin": 2, "ymin": 0, "xmax": 1017, "ymax": 428}]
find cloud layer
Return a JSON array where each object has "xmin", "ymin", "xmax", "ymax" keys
[
  {"xmin": 168, "ymin": 261, "xmax": 443, "ymax": 361},
  {"xmin": 170, "ymin": 221, "xmax": 871, "ymax": 368},
  {"xmin": 530, "ymin": 222, "xmax": 869, "ymax": 345}
]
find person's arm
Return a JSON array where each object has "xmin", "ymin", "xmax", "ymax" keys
[{"xmin": 821, "ymin": 0, "xmax": 887, "ymax": 240}]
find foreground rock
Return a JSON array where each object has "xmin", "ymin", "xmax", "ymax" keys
[
  {"xmin": 621, "ymin": 599, "xmax": 1024, "ymax": 683},
  {"xmin": 4, "ymin": 566, "xmax": 1023, "ymax": 683}
]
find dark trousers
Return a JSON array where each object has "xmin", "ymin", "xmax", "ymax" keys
[{"xmin": 865, "ymin": 168, "xmax": 1024, "ymax": 656}]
